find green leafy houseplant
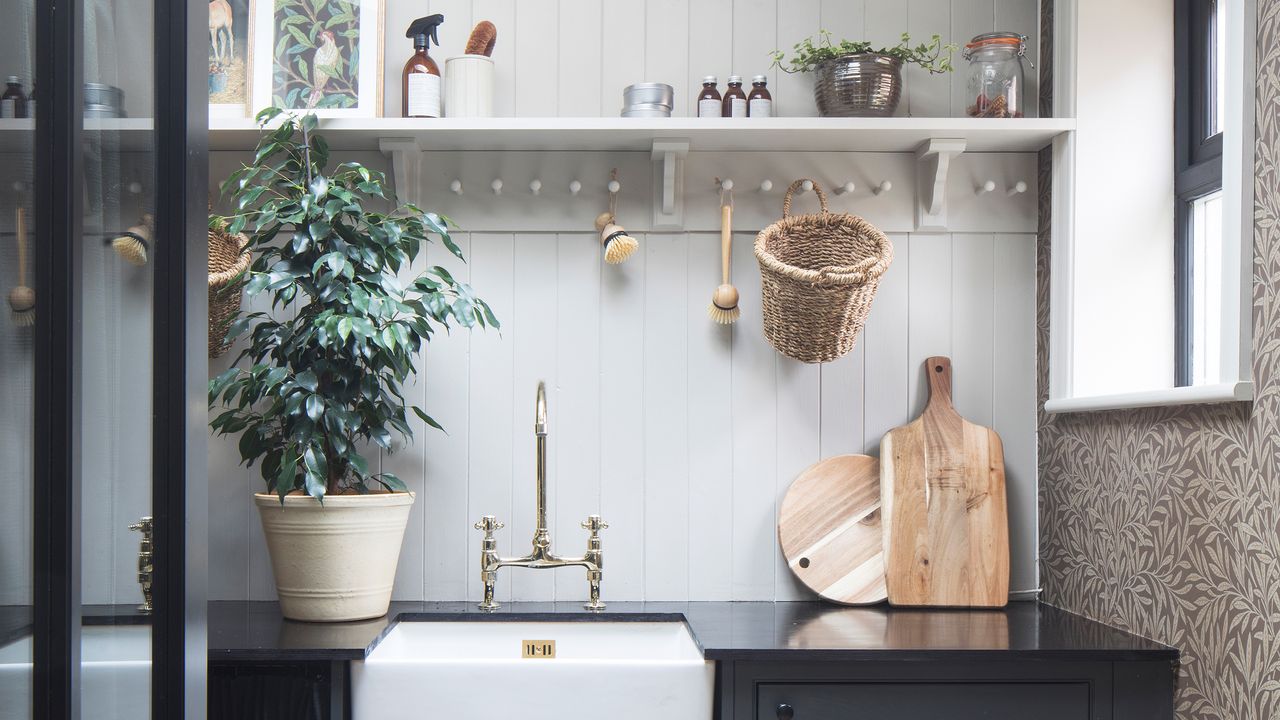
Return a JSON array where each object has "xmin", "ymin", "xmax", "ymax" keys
[
  {"xmin": 771, "ymin": 31, "xmax": 957, "ymax": 74},
  {"xmin": 209, "ymin": 107, "xmax": 497, "ymax": 502}
]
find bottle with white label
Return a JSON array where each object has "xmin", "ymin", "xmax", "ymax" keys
[
  {"xmin": 748, "ymin": 75, "xmax": 772, "ymax": 117},
  {"xmin": 696, "ymin": 76, "xmax": 722, "ymax": 118},
  {"xmin": 1, "ymin": 77, "xmax": 25, "ymax": 119},
  {"xmin": 403, "ymin": 15, "xmax": 444, "ymax": 118},
  {"xmin": 722, "ymin": 75, "xmax": 747, "ymax": 118}
]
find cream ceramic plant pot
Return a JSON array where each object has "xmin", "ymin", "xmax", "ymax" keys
[{"xmin": 254, "ymin": 492, "xmax": 415, "ymax": 622}]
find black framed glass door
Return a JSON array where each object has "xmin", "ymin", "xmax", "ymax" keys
[{"xmin": 13, "ymin": 0, "xmax": 208, "ymax": 718}]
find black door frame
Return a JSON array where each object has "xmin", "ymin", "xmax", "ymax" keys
[{"xmin": 31, "ymin": 0, "xmax": 208, "ymax": 717}]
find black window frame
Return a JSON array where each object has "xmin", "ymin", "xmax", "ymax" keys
[{"xmin": 1174, "ymin": 0, "xmax": 1225, "ymax": 387}]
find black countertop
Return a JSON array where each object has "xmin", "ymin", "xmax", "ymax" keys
[{"xmin": 208, "ymin": 600, "xmax": 1177, "ymax": 663}]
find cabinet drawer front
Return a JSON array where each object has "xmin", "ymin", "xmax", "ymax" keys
[{"xmin": 758, "ymin": 682, "xmax": 1090, "ymax": 720}]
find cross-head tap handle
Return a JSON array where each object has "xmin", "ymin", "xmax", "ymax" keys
[
  {"xmin": 581, "ymin": 515, "xmax": 609, "ymax": 533},
  {"xmin": 475, "ymin": 515, "xmax": 505, "ymax": 533}
]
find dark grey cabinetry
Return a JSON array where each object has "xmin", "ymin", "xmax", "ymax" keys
[{"xmin": 724, "ymin": 660, "xmax": 1174, "ymax": 720}]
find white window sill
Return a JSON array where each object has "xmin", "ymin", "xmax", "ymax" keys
[{"xmin": 1043, "ymin": 381, "xmax": 1253, "ymax": 413}]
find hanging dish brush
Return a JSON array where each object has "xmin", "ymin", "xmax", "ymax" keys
[
  {"xmin": 708, "ymin": 182, "xmax": 740, "ymax": 324},
  {"xmin": 8, "ymin": 207, "xmax": 34, "ymax": 327},
  {"xmin": 108, "ymin": 213, "xmax": 153, "ymax": 266},
  {"xmin": 595, "ymin": 169, "xmax": 637, "ymax": 264}
]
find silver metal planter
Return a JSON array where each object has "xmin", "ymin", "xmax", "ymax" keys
[{"xmin": 813, "ymin": 54, "xmax": 903, "ymax": 117}]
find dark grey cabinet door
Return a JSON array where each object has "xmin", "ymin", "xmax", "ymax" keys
[{"xmin": 757, "ymin": 682, "xmax": 1091, "ymax": 720}]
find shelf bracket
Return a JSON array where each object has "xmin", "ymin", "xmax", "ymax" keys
[
  {"xmin": 378, "ymin": 137, "xmax": 424, "ymax": 205},
  {"xmin": 915, "ymin": 138, "xmax": 966, "ymax": 231},
  {"xmin": 651, "ymin": 139, "xmax": 689, "ymax": 230}
]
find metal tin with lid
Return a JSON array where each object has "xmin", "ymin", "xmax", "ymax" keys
[{"xmin": 622, "ymin": 82, "xmax": 674, "ymax": 117}]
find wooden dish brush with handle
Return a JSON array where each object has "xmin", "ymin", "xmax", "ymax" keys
[
  {"xmin": 8, "ymin": 207, "xmax": 34, "ymax": 327},
  {"xmin": 708, "ymin": 200, "xmax": 740, "ymax": 324}
]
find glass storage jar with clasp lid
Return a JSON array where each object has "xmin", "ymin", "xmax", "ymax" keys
[{"xmin": 963, "ymin": 32, "xmax": 1030, "ymax": 118}]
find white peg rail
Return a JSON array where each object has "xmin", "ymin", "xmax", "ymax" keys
[{"xmin": 384, "ymin": 150, "xmax": 1038, "ymax": 235}]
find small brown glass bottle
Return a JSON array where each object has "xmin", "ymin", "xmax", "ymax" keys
[
  {"xmin": 1, "ymin": 77, "xmax": 26, "ymax": 119},
  {"xmin": 696, "ymin": 76, "xmax": 721, "ymax": 118},
  {"xmin": 722, "ymin": 75, "xmax": 747, "ymax": 117},
  {"xmin": 747, "ymin": 75, "xmax": 772, "ymax": 117}
]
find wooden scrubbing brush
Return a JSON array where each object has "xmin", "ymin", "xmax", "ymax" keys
[
  {"xmin": 8, "ymin": 207, "xmax": 34, "ymax": 327},
  {"xmin": 708, "ymin": 196, "xmax": 740, "ymax": 324},
  {"xmin": 595, "ymin": 173, "xmax": 637, "ymax": 264},
  {"xmin": 109, "ymin": 213, "xmax": 152, "ymax": 266},
  {"xmin": 464, "ymin": 20, "xmax": 498, "ymax": 56},
  {"xmin": 595, "ymin": 212, "xmax": 638, "ymax": 265}
]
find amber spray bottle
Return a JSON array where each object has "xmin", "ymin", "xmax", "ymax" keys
[{"xmin": 403, "ymin": 14, "xmax": 445, "ymax": 118}]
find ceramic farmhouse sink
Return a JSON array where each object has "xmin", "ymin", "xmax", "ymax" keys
[
  {"xmin": 0, "ymin": 625, "xmax": 151, "ymax": 720},
  {"xmin": 351, "ymin": 621, "xmax": 714, "ymax": 720}
]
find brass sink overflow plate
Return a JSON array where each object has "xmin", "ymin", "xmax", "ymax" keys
[{"xmin": 522, "ymin": 640, "xmax": 556, "ymax": 659}]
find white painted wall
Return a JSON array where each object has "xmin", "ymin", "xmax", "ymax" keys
[
  {"xmin": 1065, "ymin": 0, "xmax": 1175, "ymax": 398},
  {"xmin": 206, "ymin": 0, "xmax": 1044, "ymax": 604}
]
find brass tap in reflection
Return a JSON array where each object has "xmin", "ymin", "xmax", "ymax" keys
[
  {"xmin": 474, "ymin": 382, "xmax": 608, "ymax": 612},
  {"xmin": 128, "ymin": 516, "xmax": 154, "ymax": 613}
]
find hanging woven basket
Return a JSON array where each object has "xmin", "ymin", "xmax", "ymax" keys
[
  {"xmin": 208, "ymin": 221, "xmax": 251, "ymax": 358},
  {"xmin": 754, "ymin": 179, "xmax": 894, "ymax": 363}
]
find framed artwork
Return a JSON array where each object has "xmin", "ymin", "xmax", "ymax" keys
[
  {"xmin": 251, "ymin": 0, "xmax": 384, "ymax": 118},
  {"xmin": 208, "ymin": 0, "xmax": 256, "ymax": 118}
]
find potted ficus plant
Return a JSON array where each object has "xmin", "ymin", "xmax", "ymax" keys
[
  {"xmin": 771, "ymin": 31, "xmax": 957, "ymax": 117},
  {"xmin": 209, "ymin": 107, "xmax": 497, "ymax": 622}
]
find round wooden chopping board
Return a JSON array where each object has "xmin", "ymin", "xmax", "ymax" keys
[{"xmin": 778, "ymin": 454, "xmax": 887, "ymax": 605}]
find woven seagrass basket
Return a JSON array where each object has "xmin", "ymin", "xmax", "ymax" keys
[
  {"xmin": 207, "ymin": 221, "xmax": 251, "ymax": 358},
  {"xmin": 754, "ymin": 179, "xmax": 894, "ymax": 363}
]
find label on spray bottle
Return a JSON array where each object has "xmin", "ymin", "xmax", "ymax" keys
[{"xmin": 407, "ymin": 74, "xmax": 441, "ymax": 118}]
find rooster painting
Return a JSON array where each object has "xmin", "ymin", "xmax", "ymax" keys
[{"xmin": 270, "ymin": 0, "xmax": 363, "ymax": 112}]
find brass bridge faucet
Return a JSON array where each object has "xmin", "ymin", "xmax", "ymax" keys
[
  {"xmin": 474, "ymin": 382, "xmax": 608, "ymax": 612},
  {"xmin": 128, "ymin": 516, "xmax": 154, "ymax": 613}
]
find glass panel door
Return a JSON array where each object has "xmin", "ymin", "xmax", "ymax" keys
[
  {"xmin": 20, "ymin": 0, "xmax": 203, "ymax": 717},
  {"xmin": 81, "ymin": 0, "xmax": 157, "ymax": 716},
  {"xmin": 0, "ymin": 2, "xmax": 36, "ymax": 717}
]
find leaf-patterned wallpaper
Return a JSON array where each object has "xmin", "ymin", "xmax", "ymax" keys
[{"xmin": 1038, "ymin": 1, "xmax": 1280, "ymax": 717}]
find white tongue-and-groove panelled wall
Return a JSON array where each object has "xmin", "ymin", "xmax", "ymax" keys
[{"xmin": 206, "ymin": 0, "xmax": 1042, "ymax": 605}]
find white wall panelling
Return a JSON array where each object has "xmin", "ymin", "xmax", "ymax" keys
[
  {"xmin": 209, "ymin": 147, "xmax": 1040, "ymax": 601},
  {"xmin": 207, "ymin": 0, "xmax": 1045, "ymax": 603},
  {"xmin": 378, "ymin": 0, "xmax": 1039, "ymax": 120}
]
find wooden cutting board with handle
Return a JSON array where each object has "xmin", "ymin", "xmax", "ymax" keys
[
  {"xmin": 880, "ymin": 356, "xmax": 1009, "ymax": 607},
  {"xmin": 778, "ymin": 454, "xmax": 887, "ymax": 605}
]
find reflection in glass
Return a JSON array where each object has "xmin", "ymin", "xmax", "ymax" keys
[
  {"xmin": 0, "ymin": 2, "xmax": 36, "ymax": 718},
  {"xmin": 82, "ymin": 0, "xmax": 155, "ymax": 717}
]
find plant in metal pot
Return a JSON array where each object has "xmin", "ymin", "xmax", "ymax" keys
[
  {"xmin": 209, "ymin": 107, "xmax": 497, "ymax": 622},
  {"xmin": 771, "ymin": 31, "xmax": 957, "ymax": 117}
]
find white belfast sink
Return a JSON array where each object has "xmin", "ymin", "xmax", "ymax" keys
[
  {"xmin": 0, "ymin": 625, "xmax": 151, "ymax": 720},
  {"xmin": 351, "ymin": 621, "xmax": 714, "ymax": 720}
]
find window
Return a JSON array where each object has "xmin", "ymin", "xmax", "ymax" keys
[
  {"xmin": 1045, "ymin": 0, "xmax": 1253, "ymax": 413},
  {"xmin": 1175, "ymin": 0, "xmax": 1226, "ymax": 386}
]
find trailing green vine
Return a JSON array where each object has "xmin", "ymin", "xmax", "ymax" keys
[{"xmin": 771, "ymin": 31, "xmax": 957, "ymax": 75}]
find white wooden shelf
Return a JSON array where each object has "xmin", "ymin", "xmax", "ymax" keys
[
  {"xmin": 208, "ymin": 116, "xmax": 1074, "ymax": 153},
  {"xmin": 0, "ymin": 117, "xmax": 155, "ymax": 152}
]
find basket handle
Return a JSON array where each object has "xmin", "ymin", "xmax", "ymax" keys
[{"xmin": 782, "ymin": 179, "xmax": 829, "ymax": 218}]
